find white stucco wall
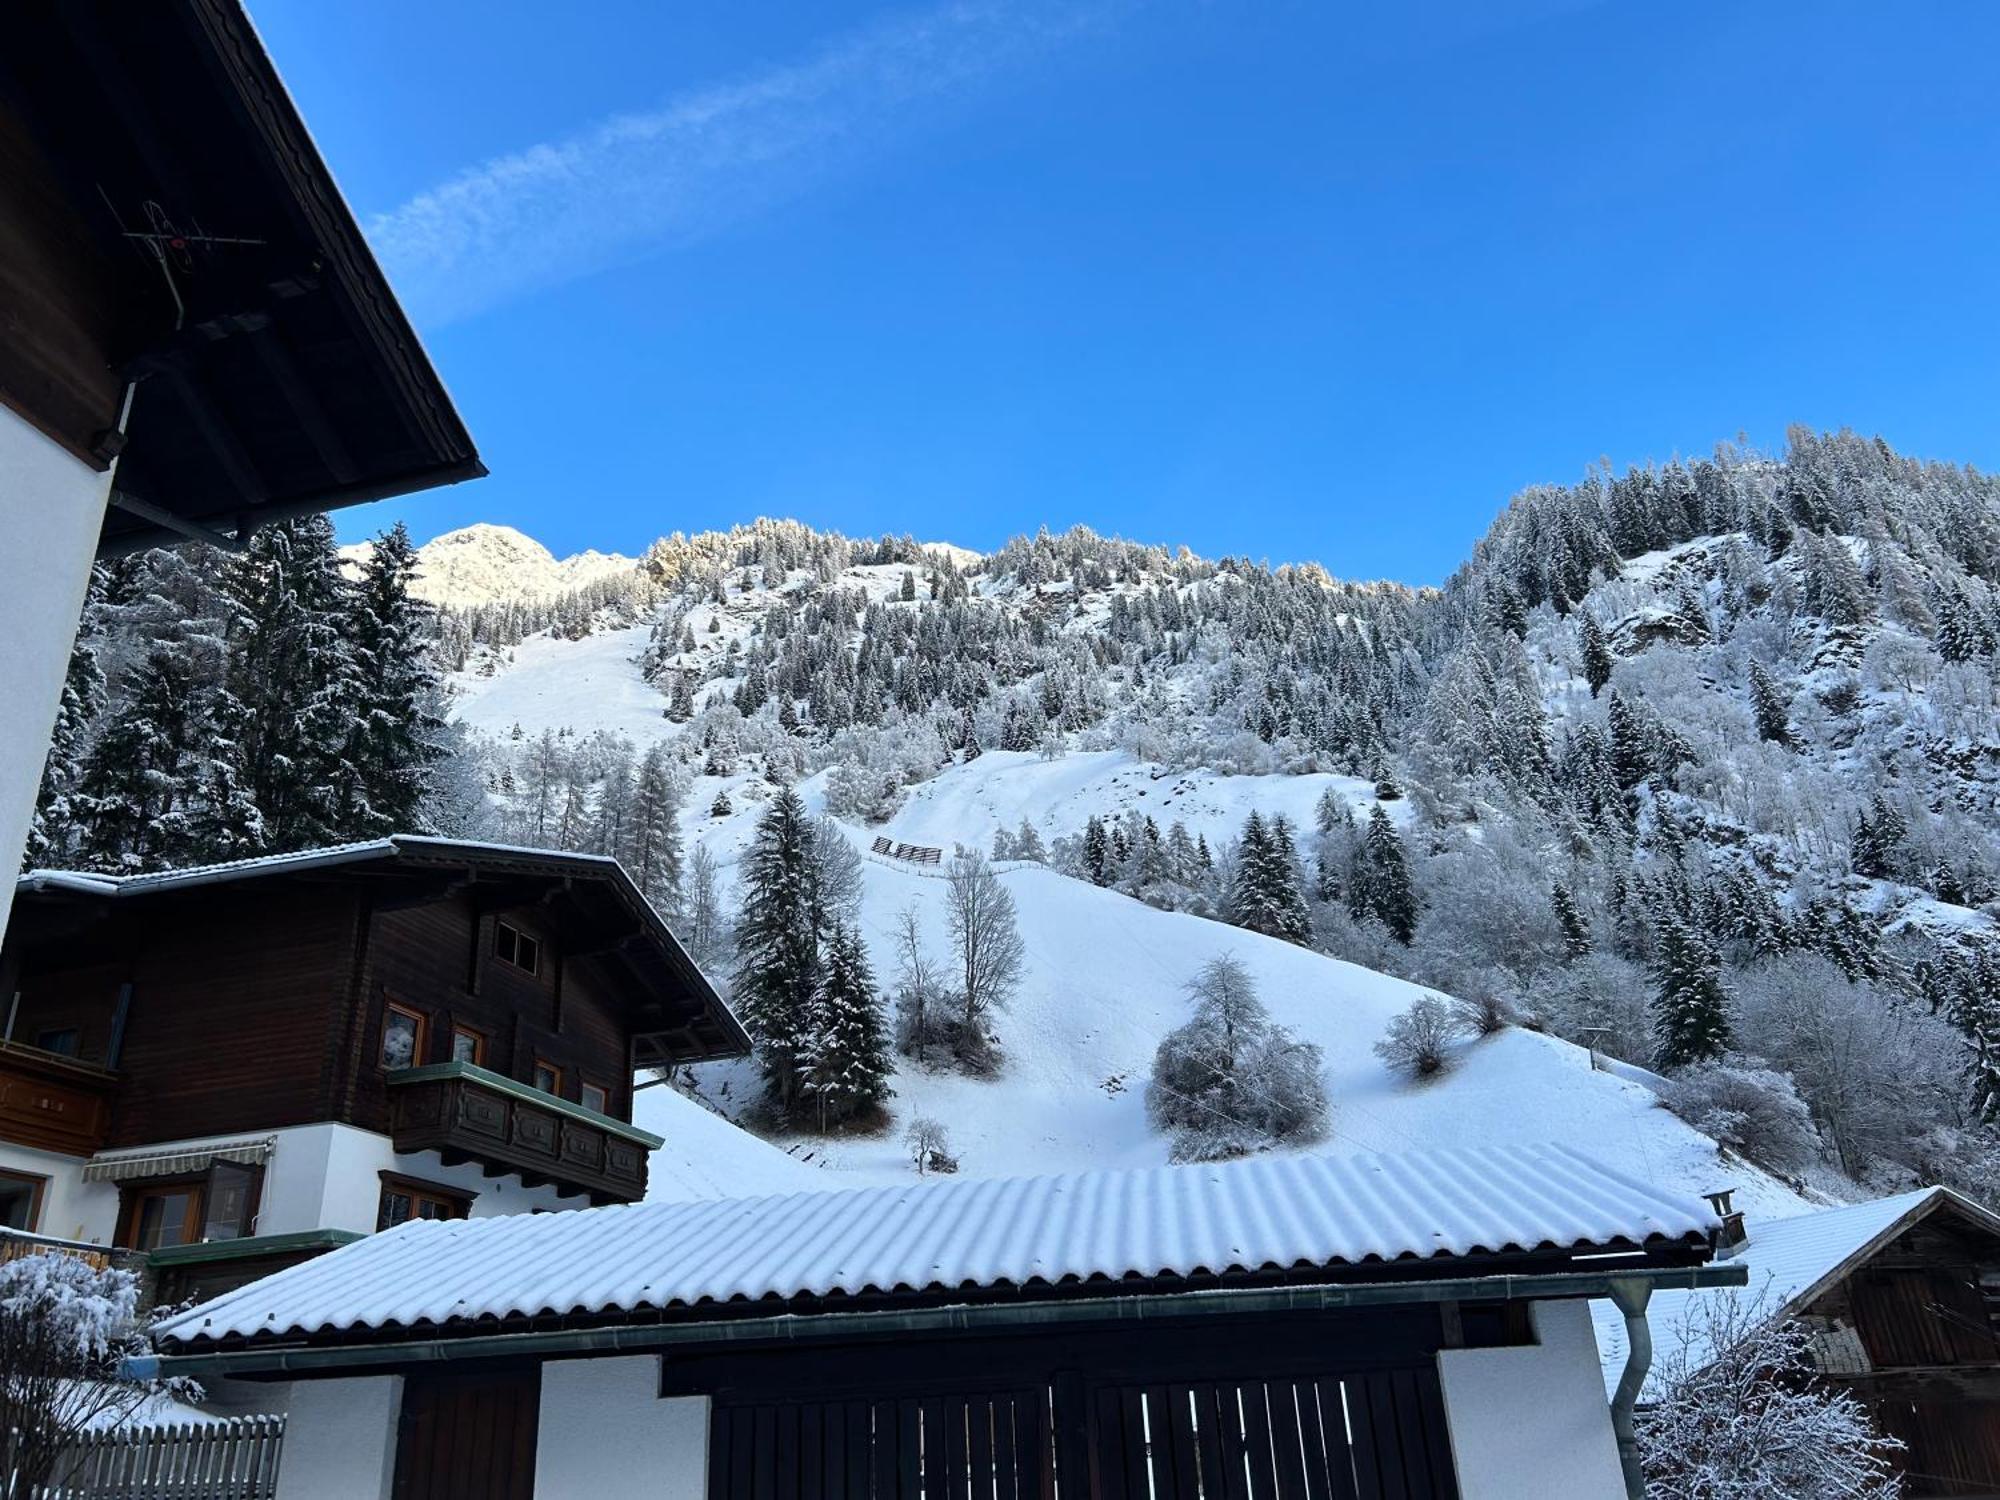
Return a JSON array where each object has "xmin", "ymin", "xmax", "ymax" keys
[
  {"xmin": 2, "ymin": 1120, "xmax": 577, "ymax": 1245},
  {"xmin": 1436, "ymin": 1299, "xmax": 1627, "ymax": 1500},
  {"xmin": 535, "ymin": 1358, "xmax": 707, "ymax": 1500},
  {"xmin": 0, "ymin": 403, "xmax": 116, "ymax": 948},
  {"xmin": 274, "ymin": 1375, "xmax": 402, "ymax": 1500}
]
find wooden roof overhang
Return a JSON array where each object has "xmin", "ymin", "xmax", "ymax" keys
[{"xmin": 0, "ymin": 0, "xmax": 482, "ymax": 558}]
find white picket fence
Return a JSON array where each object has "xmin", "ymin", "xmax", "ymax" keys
[{"xmin": 14, "ymin": 1415, "xmax": 285, "ymax": 1499}]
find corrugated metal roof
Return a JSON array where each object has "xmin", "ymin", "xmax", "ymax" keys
[
  {"xmin": 1590, "ymin": 1187, "xmax": 1996, "ymax": 1396},
  {"xmin": 157, "ymin": 1143, "xmax": 1717, "ymax": 1349}
]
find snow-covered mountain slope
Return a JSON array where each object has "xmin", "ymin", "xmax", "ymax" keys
[
  {"xmin": 632, "ymin": 1084, "xmax": 822, "ymax": 1201},
  {"xmin": 683, "ymin": 795, "xmax": 1810, "ymax": 1218},
  {"xmin": 343, "ymin": 523, "xmax": 637, "ymax": 609}
]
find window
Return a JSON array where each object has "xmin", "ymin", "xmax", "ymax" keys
[
  {"xmin": 450, "ymin": 1025, "xmax": 486, "ymax": 1066},
  {"xmin": 117, "ymin": 1163, "xmax": 261, "ymax": 1251},
  {"xmin": 125, "ymin": 1184, "xmax": 203, "ymax": 1251},
  {"xmin": 33, "ymin": 1027, "xmax": 79, "ymax": 1057},
  {"xmin": 579, "ymin": 1081, "xmax": 609, "ymax": 1115},
  {"xmin": 531, "ymin": 1059, "xmax": 563, "ymax": 1096},
  {"xmin": 0, "ymin": 1170, "xmax": 45, "ymax": 1232},
  {"xmin": 377, "ymin": 1175, "xmax": 472, "ymax": 1232},
  {"xmin": 494, "ymin": 920, "xmax": 541, "ymax": 976},
  {"xmin": 380, "ymin": 1003, "xmax": 428, "ymax": 1070}
]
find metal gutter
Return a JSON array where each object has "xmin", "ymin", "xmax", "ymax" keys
[
  {"xmin": 149, "ymin": 1229, "xmax": 364, "ymax": 1270},
  {"xmin": 137, "ymin": 1263, "xmax": 1747, "ymax": 1382},
  {"xmin": 1607, "ymin": 1279, "xmax": 1654, "ymax": 1500}
]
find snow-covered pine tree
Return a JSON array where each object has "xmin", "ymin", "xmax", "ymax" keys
[
  {"xmin": 731, "ymin": 788, "xmax": 823, "ymax": 1117},
  {"xmin": 1359, "ymin": 806, "xmax": 1417, "ymax": 944},
  {"xmin": 800, "ymin": 921, "xmax": 892, "ymax": 1129},
  {"xmin": 1747, "ymin": 660, "xmax": 1792, "ymax": 748},
  {"xmin": 1552, "ymin": 882, "xmax": 1591, "ymax": 960},
  {"xmin": 1652, "ymin": 909, "xmax": 1733, "ymax": 1068},
  {"xmin": 625, "ymin": 743, "xmax": 686, "ymax": 914},
  {"xmin": 71, "ymin": 647, "xmax": 206, "ymax": 872},
  {"xmin": 208, "ymin": 517, "xmax": 360, "ymax": 856},
  {"xmin": 340, "ymin": 523, "xmax": 445, "ymax": 838},
  {"xmin": 26, "ymin": 623, "xmax": 105, "ymax": 868}
]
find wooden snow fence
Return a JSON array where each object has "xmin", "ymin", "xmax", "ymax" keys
[
  {"xmin": 18, "ymin": 1415, "xmax": 286, "ymax": 1499},
  {"xmin": 869, "ymin": 837, "xmax": 942, "ymax": 866}
]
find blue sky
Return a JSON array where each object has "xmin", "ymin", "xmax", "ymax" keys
[{"xmin": 259, "ymin": 0, "xmax": 2000, "ymax": 585}]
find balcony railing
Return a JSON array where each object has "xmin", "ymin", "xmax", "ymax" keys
[
  {"xmin": 385, "ymin": 1061, "xmax": 663, "ymax": 1205},
  {"xmin": 0, "ymin": 1039, "xmax": 118, "ymax": 1157}
]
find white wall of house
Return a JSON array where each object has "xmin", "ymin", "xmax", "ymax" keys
[
  {"xmin": 3, "ymin": 1120, "xmax": 580, "ymax": 1245},
  {"xmin": 0, "ymin": 403, "xmax": 116, "ymax": 948},
  {"xmin": 273, "ymin": 1375, "xmax": 402, "ymax": 1500},
  {"xmin": 1435, "ymin": 1298, "xmax": 1627, "ymax": 1500},
  {"xmin": 535, "ymin": 1358, "xmax": 707, "ymax": 1499}
]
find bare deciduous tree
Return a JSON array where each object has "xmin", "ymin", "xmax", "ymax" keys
[{"xmin": 944, "ymin": 847, "xmax": 1024, "ymax": 1033}]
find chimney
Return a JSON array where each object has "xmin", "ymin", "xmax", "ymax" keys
[{"xmin": 1703, "ymin": 1188, "xmax": 1747, "ymax": 1257}]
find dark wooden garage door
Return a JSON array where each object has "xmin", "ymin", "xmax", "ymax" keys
[
  {"xmin": 706, "ymin": 1368, "xmax": 1457, "ymax": 1500},
  {"xmin": 392, "ymin": 1367, "xmax": 540, "ymax": 1500}
]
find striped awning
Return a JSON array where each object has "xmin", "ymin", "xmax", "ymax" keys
[{"xmin": 82, "ymin": 1137, "xmax": 276, "ymax": 1184}]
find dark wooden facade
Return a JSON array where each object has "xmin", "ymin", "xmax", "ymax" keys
[
  {"xmin": 1795, "ymin": 1199, "xmax": 2000, "ymax": 1498},
  {"xmin": 1, "ymin": 844, "xmax": 744, "ymax": 1205}
]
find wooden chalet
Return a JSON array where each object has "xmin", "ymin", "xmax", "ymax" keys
[
  {"xmin": 0, "ymin": 837, "xmax": 747, "ymax": 1301},
  {"xmin": 1595, "ymin": 1186, "xmax": 2000, "ymax": 1498}
]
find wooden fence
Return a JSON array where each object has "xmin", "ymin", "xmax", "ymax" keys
[
  {"xmin": 870, "ymin": 836, "xmax": 942, "ymax": 865},
  {"xmin": 13, "ymin": 1415, "xmax": 285, "ymax": 1499}
]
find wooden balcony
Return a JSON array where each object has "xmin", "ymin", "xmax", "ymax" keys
[
  {"xmin": 385, "ymin": 1061, "xmax": 663, "ymax": 1205},
  {"xmin": 0, "ymin": 1040, "xmax": 118, "ymax": 1157}
]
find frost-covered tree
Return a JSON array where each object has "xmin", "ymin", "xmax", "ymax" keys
[
  {"xmin": 679, "ymin": 843, "xmax": 729, "ymax": 973},
  {"xmin": 25, "ymin": 624, "xmax": 104, "ymax": 868},
  {"xmin": 1748, "ymin": 660, "xmax": 1793, "ymax": 748},
  {"xmin": 626, "ymin": 743, "xmax": 687, "ymax": 913},
  {"xmin": 1373, "ymin": 994, "xmax": 1476, "ymax": 1079},
  {"xmin": 0, "ymin": 1251, "xmax": 200, "ymax": 1492},
  {"xmin": 1637, "ymin": 1295, "xmax": 1901, "ymax": 1499},
  {"xmin": 70, "ymin": 646, "xmax": 208, "ymax": 872},
  {"xmin": 339, "ymin": 522, "xmax": 445, "ymax": 837},
  {"xmin": 1661, "ymin": 1059, "xmax": 1822, "ymax": 1173},
  {"xmin": 1349, "ymin": 806, "xmax": 1417, "ymax": 944},
  {"xmin": 944, "ymin": 847, "xmax": 1024, "ymax": 1068},
  {"xmin": 1227, "ymin": 812, "xmax": 1311, "ymax": 945},
  {"xmin": 800, "ymin": 922, "xmax": 892, "ymax": 1129},
  {"xmin": 1147, "ymin": 955, "xmax": 1328, "ymax": 1161},
  {"xmin": 1579, "ymin": 611, "xmax": 1615, "ymax": 696},
  {"xmin": 731, "ymin": 789, "xmax": 823, "ymax": 1116},
  {"xmin": 1653, "ymin": 912, "xmax": 1733, "ymax": 1069}
]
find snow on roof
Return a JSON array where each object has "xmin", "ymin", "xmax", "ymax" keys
[
  {"xmin": 157, "ymin": 1143, "xmax": 1716, "ymax": 1348},
  {"xmin": 1591, "ymin": 1187, "xmax": 1994, "ymax": 1397}
]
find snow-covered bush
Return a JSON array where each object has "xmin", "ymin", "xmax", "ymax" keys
[
  {"xmin": 1372, "ymin": 994, "xmax": 1477, "ymax": 1080},
  {"xmin": 1147, "ymin": 955, "xmax": 1328, "ymax": 1162},
  {"xmin": 1637, "ymin": 1294, "xmax": 1901, "ymax": 1499},
  {"xmin": 1661, "ymin": 1058, "xmax": 1822, "ymax": 1174},
  {"xmin": 905, "ymin": 1116, "xmax": 958, "ymax": 1175},
  {"xmin": 1, "ymin": 1251, "xmax": 199, "ymax": 1490}
]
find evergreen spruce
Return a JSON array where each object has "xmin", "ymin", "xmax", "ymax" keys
[
  {"xmin": 72, "ymin": 648, "xmax": 206, "ymax": 872},
  {"xmin": 1552, "ymin": 883, "xmax": 1591, "ymax": 960},
  {"xmin": 1651, "ymin": 911, "xmax": 1733, "ymax": 1068},
  {"xmin": 26, "ymin": 629, "xmax": 105, "ymax": 867},
  {"xmin": 340, "ymin": 523, "xmax": 444, "ymax": 837},
  {"xmin": 800, "ymin": 922, "xmax": 893, "ymax": 1129},
  {"xmin": 731, "ymin": 789, "xmax": 824, "ymax": 1117},
  {"xmin": 1359, "ymin": 806, "xmax": 1417, "ymax": 944},
  {"xmin": 1748, "ymin": 661, "xmax": 1792, "ymax": 748},
  {"xmin": 626, "ymin": 744, "xmax": 687, "ymax": 913},
  {"xmin": 1580, "ymin": 613, "xmax": 1614, "ymax": 696}
]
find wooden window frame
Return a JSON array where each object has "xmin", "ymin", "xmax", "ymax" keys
[
  {"xmin": 380, "ymin": 1001, "xmax": 429, "ymax": 1072},
  {"xmin": 0, "ymin": 1168, "xmax": 47, "ymax": 1234},
  {"xmin": 531, "ymin": 1058, "xmax": 564, "ymax": 1098},
  {"xmin": 115, "ymin": 1163, "xmax": 264, "ymax": 1251},
  {"xmin": 449, "ymin": 1024, "xmax": 487, "ymax": 1067},
  {"xmin": 376, "ymin": 1171, "xmax": 475, "ymax": 1232},
  {"xmin": 579, "ymin": 1079, "xmax": 609, "ymax": 1116},
  {"xmin": 494, "ymin": 920, "xmax": 542, "ymax": 977}
]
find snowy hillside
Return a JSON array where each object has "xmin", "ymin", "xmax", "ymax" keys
[{"xmin": 442, "ymin": 605, "xmax": 1812, "ymax": 1217}]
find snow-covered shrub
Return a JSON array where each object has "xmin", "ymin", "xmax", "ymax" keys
[
  {"xmin": 1637, "ymin": 1294, "xmax": 1901, "ymax": 1499},
  {"xmin": 0, "ymin": 1251, "xmax": 200, "ymax": 1490},
  {"xmin": 1147, "ymin": 955, "xmax": 1328, "ymax": 1163},
  {"xmin": 1661, "ymin": 1059, "xmax": 1822, "ymax": 1174},
  {"xmin": 1372, "ymin": 994, "xmax": 1477, "ymax": 1080},
  {"xmin": 905, "ymin": 1116, "xmax": 958, "ymax": 1175},
  {"xmin": 1523, "ymin": 953, "xmax": 1656, "ymax": 1063}
]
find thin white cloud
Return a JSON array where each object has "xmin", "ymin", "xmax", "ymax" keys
[{"xmin": 367, "ymin": 2, "xmax": 1123, "ymax": 325}]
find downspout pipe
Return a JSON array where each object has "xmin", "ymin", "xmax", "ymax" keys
[{"xmin": 1608, "ymin": 1277, "xmax": 1654, "ymax": 1500}]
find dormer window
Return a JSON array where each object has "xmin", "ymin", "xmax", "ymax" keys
[{"xmin": 494, "ymin": 921, "xmax": 541, "ymax": 976}]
